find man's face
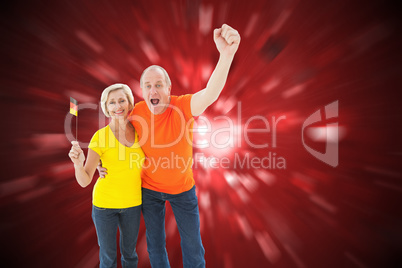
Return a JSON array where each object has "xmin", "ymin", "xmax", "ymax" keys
[{"xmin": 141, "ymin": 68, "xmax": 171, "ymax": 114}]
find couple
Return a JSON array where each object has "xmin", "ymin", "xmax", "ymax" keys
[{"xmin": 68, "ymin": 24, "xmax": 240, "ymax": 268}]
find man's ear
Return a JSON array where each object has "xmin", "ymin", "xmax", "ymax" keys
[{"xmin": 168, "ymin": 85, "xmax": 172, "ymax": 95}]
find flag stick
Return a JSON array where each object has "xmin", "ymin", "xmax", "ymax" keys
[
  {"xmin": 70, "ymin": 97, "xmax": 78, "ymax": 142},
  {"xmin": 76, "ymin": 114, "xmax": 78, "ymax": 141}
]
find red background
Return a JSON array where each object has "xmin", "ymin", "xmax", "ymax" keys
[{"xmin": 0, "ymin": 0, "xmax": 401, "ymax": 267}]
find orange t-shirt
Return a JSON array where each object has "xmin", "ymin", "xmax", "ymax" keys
[{"xmin": 129, "ymin": 94, "xmax": 195, "ymax": 194}]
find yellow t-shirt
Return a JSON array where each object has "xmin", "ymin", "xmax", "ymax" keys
[{"xmin": 88, "ymin": 125, "xmax": 144, "ymax": 208}]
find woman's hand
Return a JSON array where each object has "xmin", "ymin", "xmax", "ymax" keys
[
  {"xmin": 69, "ymin": 141, "xmax": 85, "ymax": 167},
  {"xmin": 97, "ymin": 162, "xmax": 108, "ymax": 178}
]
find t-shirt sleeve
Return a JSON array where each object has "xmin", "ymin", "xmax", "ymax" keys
[
  {"xmin": 177, "ymin": 94, "xmax": 194, "ymax": 121},
  {"xmin": 88, "ymin": 130, "xmax": 102, "ymax": 156}
]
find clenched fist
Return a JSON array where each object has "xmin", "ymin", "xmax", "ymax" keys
[
  {"xmin": 213, "ymin": 24, "xmax": 241, "ymax": 57},
  {"xmin": 68, "ymin": 141, "xmax": 85, "ymax": 167}
]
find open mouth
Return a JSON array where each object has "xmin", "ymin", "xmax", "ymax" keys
[
  {"xmin": 150, "ymin": 99, "xmax": 160, "ymax": 106},
  {"xmin": 114, "ymin": 110, "xmax": 124, "ymax": 115}
]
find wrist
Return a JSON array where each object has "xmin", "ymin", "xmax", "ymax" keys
[
  {"xmin": 74, "ymin": 163, "xmax": 84, "ymax": 169},
  {"xmin": 219, "ymin": 53, "xmax": 235, "ymax": 61}
]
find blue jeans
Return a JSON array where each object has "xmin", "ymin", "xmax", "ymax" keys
[
  {"xmin": 92, "ymin": 205, "xmax": 141, "ymax": 268},
  {"xmin": 142, "ymin": 186, "xmax": 205, "ymax": 268}
]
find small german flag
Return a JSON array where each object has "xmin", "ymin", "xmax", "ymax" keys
[{"xmin": 70, "ymin": 97, "xmax": 78, "ymax": 116}]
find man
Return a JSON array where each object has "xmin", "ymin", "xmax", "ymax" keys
[{"xmin": 99, "ymin": 24, "xmax": 240, "ymax": 267}]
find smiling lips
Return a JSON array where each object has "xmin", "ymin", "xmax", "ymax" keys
[{"xmin": 114, "ymin": 110, "xmax": 124, "ymax": 115}]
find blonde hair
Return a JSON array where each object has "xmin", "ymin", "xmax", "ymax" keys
[
  {"xmin": 140, "ymin": 65, "xmax": 172, "ymax": 88},
  {"xmin": 100, "ymin": 83, "xmax": 134, "ymax": 117}
]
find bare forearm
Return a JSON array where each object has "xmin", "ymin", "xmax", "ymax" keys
[
  {"xmin": 190, "ymin": 24, "xmax": 240, "ymax": 117},
  {"xmin": 204, "ymin": 54, "xmax": 235, "ymax": 104},
  {"xmin": 74, "ymin": 164, "xmax": 92, "ymax": 188},
  {"xmin": 69, "ymin": 143, "xmax": 98, "ymax": 188}
]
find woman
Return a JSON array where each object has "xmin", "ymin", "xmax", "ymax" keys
[{"xmin": 68, "ymin": 83, "xmax": 144, "ymax": 268}]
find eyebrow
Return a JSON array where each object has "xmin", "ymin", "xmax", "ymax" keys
[
  {"xmin": 144, "ymin": 80, "xmax": 163, "ymax": 84},
  {"xmin": 108, "ymin": 97, "xmax": 126, "ymax": 101}
]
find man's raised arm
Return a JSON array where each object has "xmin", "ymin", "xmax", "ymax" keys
[{"xmin": 191, "ymin": 24, "xmax": 241, "ymax": 117}]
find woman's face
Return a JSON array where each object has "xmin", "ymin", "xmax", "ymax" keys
[{"xmin": 106, "ymin": 89, "xmax": 132, "ymax": 119}]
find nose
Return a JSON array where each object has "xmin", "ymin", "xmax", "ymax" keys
[{"xmin": 150, "ymin": 86, "xmax": 157, "ymax": 95}]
